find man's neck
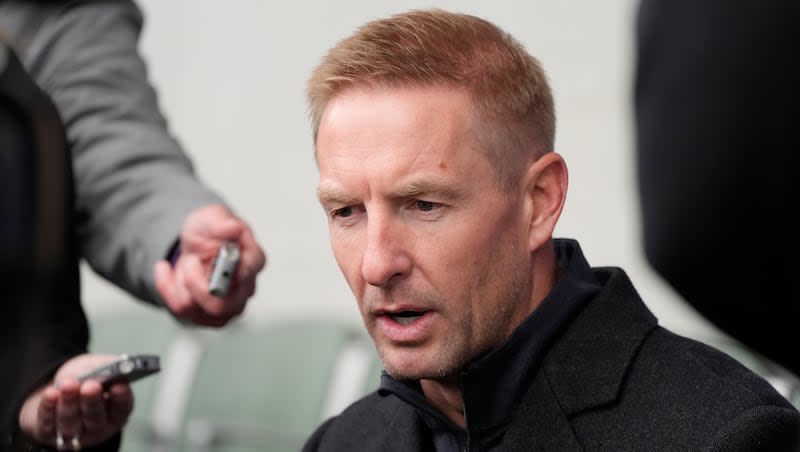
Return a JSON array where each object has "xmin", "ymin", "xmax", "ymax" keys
[{"xmin": 420, "ymin": 378, "xmax": 466, "ymax": 427}]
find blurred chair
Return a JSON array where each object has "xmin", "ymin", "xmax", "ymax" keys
[
  {"xmin": 88, "ymin": 305, "xmax": 382, "ymax": 452},
  {"xmin": 87, "ymin": 304, "xmax": 181, "ymax": 452},
  {"xmin": 179, "ymin": 319, "xmax": 378, "ymax": 452}
]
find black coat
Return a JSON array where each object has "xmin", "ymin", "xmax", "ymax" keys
[{"xmin": 304, "ymin": 268, "xmax": 800, "ymax": 451}]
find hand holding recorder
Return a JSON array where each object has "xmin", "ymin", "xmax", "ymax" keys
[
  {"xmin": 17, "ymin": 353, "xmax": 144, "ymax": 451},
  {"xmin": 154, "ymin": 204, "xmax": 266, "ymax": 327}
]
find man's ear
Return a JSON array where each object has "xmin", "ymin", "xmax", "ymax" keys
[{"xmin": 523, "ymin": 152, "xmax": 568, "ymax": 251}]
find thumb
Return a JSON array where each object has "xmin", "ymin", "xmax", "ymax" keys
[
  {"xmin": 185, "ymin": 206, "xmax": 245, "ymax": 241},
  {"xmin": 207, "ymin": 217, "xmax": 244, "ymax": 239}
]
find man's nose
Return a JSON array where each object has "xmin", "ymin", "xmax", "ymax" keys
[{"xmin": 361, "ymin": 216, "xmax": 412, "ymax": 287}]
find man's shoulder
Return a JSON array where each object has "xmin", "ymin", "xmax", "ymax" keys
[
  {"xmin": 588, "ymin": 326, "xmax": 800, "ymax": 448},
  {"xmin": 639, "ymin": 327, "xmax": 793, "ymax": 409},
  {"xmin": 559, "ymin": 266, "xmax": 794, "ymax": 413},
  {"xmin": 538, "ymin": 270, "xmax": 800, "ymax": 449},
  {"xmin": 302, "ymin": 392, "xmax": 425, "ymax": 452}
]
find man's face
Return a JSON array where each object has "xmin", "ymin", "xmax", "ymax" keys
[{"xmin": 316, "ymin": 85, "xmax": 536, "ymax": 381}]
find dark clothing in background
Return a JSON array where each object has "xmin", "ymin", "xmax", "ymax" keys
[
  {"xmin": 2, "ymin": 40, "xmax": 117, "ymax": 452},
  {"xmin": 303, "ymin": 240, "xmax": 800, "ymax": 451},
  {"xmin": 635, "ymin": 0, "xmax": 799, "ymax": 376},
  {"xmin": 1, "ymin": 39, "xmax": 90, "ymax": 451}
]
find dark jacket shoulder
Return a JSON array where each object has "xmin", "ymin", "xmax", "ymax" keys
[
  {"xmin": 510, "ymin": 267, "xmax": 800, "ymax": 450},
  {"xmin": 559, "ymin": 325, "xmax": 800, "ymax": 450},
  {"xmin": 302, "ymin": 391, "xmax": 432, "ymax": 452},
  {"xmin": 538, "ymin": 267, "xmax": 800, "ymax": 450}
]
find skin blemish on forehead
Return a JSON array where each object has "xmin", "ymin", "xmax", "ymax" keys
[{"xmin": 439, "ymin": 161, "xmax": 447, "ymax": 170}]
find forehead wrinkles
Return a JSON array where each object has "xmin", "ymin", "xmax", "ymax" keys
[{"xmin": 317, "ymin": 86, "xmax": 494, "ymax": 199}]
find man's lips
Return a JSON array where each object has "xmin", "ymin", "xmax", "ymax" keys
[
  {"xmin": 372, "ymin": 307, "xmax": 435, "ymax": 342},
  {"xmin": 387, "ymin": 311, "xmax": 426, "ymax": 325},
  {"xmin": 373, "ymin": 305, "xmax": 432, "ymax": 321}
]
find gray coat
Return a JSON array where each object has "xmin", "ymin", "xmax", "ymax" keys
[{"xmin": 0, "ymin": 0, "xmax": 224, "ymax": 304}]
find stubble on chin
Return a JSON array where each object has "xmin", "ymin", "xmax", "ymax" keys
[
  {"xmin": 379, "ymin": 336, "xmax": 471, "ymax": 382},
  {"xmin": 360, "ymin": 284, "xmax": 470, "ymax": 381}
]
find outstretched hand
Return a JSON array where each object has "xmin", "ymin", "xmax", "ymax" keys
[
  {"xmin": 18, "ymin": 354, "xmax": 133, "ymax": 450},
  {"xmin": 154, "ymin": 204, "xmax": 266, "ymax": 327}
]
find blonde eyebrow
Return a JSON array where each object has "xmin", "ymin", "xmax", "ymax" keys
[
  {"xmin": 317, "ymin": 177, "xmax": 463, "ymax": 205},
  {"xmin": 317, "ymin": 184, "xmax": 357, "ymax": 206},
  {"xmin": 395, "ymin": 177, "xmax": 461, "ymax": 200}
]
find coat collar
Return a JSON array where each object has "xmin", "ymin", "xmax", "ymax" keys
[{"xmin": 503, "ymin": 267, "xmax": 658, "ymax": 451}]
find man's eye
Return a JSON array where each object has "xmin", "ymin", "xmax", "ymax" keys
[
  {"xmin": 415, "ymin": 200, "xmax": 436, "ymax": 212},
  {"xmin": 333, "ymin": 206, "xmax": 353, "ymax": 218}
]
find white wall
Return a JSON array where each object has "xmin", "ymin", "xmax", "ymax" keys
[{"xmin": 83, "ymin": 1, "xmax": 721, "ymax": 341}]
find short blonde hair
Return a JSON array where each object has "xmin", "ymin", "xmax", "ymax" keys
[{"xmin": 307, "ymin": 9, "xmax": 555, "ymax": 189}]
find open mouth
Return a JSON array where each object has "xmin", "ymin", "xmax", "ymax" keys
[{"xmin": 388, "ymin": 311, "xmax": 426, "ymax": 325}]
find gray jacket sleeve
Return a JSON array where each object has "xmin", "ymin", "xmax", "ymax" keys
[{"xmin": 0, "ymin": 0, "xmax": 225, "ymax": 304}]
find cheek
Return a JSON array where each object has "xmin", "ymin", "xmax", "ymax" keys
[
  {"xmin": 427, "ymin": 229, "xmax": 497, "ymax": 309},
  {"xmin": 438, "ymin": 217, "xmax": 511, "ymax": 272},
  {"xmin": 460, "ymin": 216, "xmax": 528, "ymax": 293},
  {"xmin": 330, "ymin": 230, "xmax": 365, "ymax": 291}
]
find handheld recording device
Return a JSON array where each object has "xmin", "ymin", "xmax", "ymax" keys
[
  {"xmin": 209, "ymin": 241, "xmax": 240, "ymax": 297},
  {"xmin": 75, "ymin": 354, "xmax": 160, "ymax": 386}
]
